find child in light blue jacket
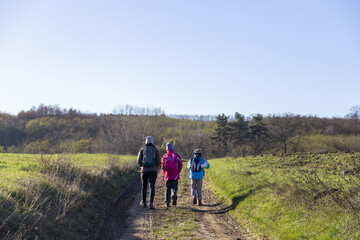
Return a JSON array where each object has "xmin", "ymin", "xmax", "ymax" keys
[{"xmin": 187, "ymin": 149, "xmax": 210, "ymax": 206}]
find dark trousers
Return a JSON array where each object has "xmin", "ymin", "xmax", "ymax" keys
[
  {"xmin": 141, "ymin": 171, "xmax": 157, "ymax": 204},
  {"xmin": 165, "ymin": 180, "xmax": 179, "ymax": 203}
]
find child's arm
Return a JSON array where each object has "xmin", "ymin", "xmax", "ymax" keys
[
  {"xmin": 161, "ymin": 155, "xmax": 165, "ymax": 170},
  {"xmin": 187, "ymin": 159, "xmax": 191, "ymax": 169},
  {"xmin": 177, "ymin": 155, "xmax": 183, "ymax": 172},
  {"xmin": 201, "ymin": 159, "xmax": 210, "ymax": 169}
]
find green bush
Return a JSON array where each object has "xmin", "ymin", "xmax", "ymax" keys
[
  {"xmin": 297, "ymin": 135, "xmax": 360, "ymax": 153},
  {"xmin": 24, "ymin": 140, "xmax": 51, "ymax": 154},
  {"xmin": 6, "ymin": 145, "xmax": 18, "ymax": 153},
  {"xmin": 60, "ymin": 138, "xmax": 92, "ymax": 153}
]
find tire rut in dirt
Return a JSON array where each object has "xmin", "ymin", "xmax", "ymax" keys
[{"xmin": 94, "ymin": 177, "xmax": 141, "ymax": 240}]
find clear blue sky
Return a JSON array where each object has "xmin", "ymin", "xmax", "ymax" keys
[{"xmin": 1, "ymin": 0, "xmax": 359, "ymax": 117}]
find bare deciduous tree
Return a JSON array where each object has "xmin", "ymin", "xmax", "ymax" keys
[
  {"xmin": 346, "ymin": 105, "xmax": 360, "ymax": 134},
  {"xmin": 267, "ymin": 113, "xmax": 301, "ymax": 154}
]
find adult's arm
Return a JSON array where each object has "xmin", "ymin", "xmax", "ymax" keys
[{"xmin": 137, "ymin": 148, "xmax": 143, "ymax": 167}]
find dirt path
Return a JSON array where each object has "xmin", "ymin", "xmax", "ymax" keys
[{"xmin": 94, "ymin": 170, "xmax": 256, "ymax": 240}]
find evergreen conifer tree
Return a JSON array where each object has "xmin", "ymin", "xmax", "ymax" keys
[
  {"xmin": 229, "ymin": 112, "xmax": 249, "ymax": 145},
  {"xmin": 249, "ymin": 114, "xmax": 269, "ymax": 154},
  {"xmin": 211, "ymin": 113, "xmax": 231, "ymax": 156}
]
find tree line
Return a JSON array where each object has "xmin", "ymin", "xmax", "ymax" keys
[{"xmin": 0, "ymin": 104, "xmax": 359, "ymax": 158}]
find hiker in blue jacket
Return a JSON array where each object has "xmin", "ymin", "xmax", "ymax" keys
[{"xmin": 187, "ymin": 149, "xmax": 210, "ymax": 206}]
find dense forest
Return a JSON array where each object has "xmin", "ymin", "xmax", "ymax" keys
[{"xmin": 0, "ymin": 104, "xmax": 359, "ymax": 158}]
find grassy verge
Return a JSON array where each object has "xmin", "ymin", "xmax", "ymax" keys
[
  {"xmin": 152, "ymin": 206, "xmax": 198, "ymax": 239},
  {"xmin": 0, "ymin": 153, "xmax": 138, "ymax": 239},
  {"xmin": 206, "ymin": 153, "xmax": 360, "ymax": 240},
  {"xmin": 151, "ymin": 162, "xmax": 199, "ymax": 240}
]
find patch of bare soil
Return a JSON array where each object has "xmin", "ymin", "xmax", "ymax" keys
[{"xmin": 94, "ymin": 170, "xmax": 258, "ymax": 240}]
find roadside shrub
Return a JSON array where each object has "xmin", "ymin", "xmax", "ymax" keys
[
  {"xmin": 38, "ymin": 154, "xmax": 83, "ymax": 182},
  {"xmin": 5, "ymin": 146, "xmax": 18, "ymax": 153},
  {"xmin": 59, "ymin": 138, "xmax": 93, "ymax": 153},
  {"xmin": 341, "ymin": 135, "xmax": 360, "ymax": 152},
  {"xmin": 24, "ymin": 140, "xmax": 52, "ymax": 154},
  {"xmin": 297, "ymin": 135, "xmax": 360, "ymax": 153}
]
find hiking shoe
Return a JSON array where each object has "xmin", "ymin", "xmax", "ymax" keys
[
  {"xmin": 165, "ymin": 202, "xmax": 170, "ymax": 207},
  {"xmin": 149, "ymin": 203, "xmax": 155, "ymax": 209},
  {"xmin": 172, "ymin": 196, "xmax": 177, "ymax": 206},
  {"xmin": 193, "ymin": 197, "xmax": 197, "ymax": 204},
  {"xmin": 140, "ymin": 200, "xmax": 147, "ymax": 208},
  {"xmin": 198, "ymin": 200, "xmax": 202, "ymax": 206}
]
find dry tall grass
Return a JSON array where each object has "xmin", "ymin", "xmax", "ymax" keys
[{"xmin": 0, "ymin": 154, "xmax": 138, "ymax": 239}]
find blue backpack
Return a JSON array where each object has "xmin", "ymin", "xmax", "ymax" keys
[{"xmin": 143, "ymin": 145, "xmax": 156, "ymax": 167}]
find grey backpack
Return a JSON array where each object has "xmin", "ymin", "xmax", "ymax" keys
[
  {"xmin": 143, "ymin": 145, "xmax": 156, "ymax": 167},
  {"xmin": 190, "ymin": 156, "xmax": 202, "ymax": 172}
]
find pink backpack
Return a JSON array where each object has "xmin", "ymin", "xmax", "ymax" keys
[{"xmin": 163, "ymin": 152, "xmax": 178, "ymax": 171}]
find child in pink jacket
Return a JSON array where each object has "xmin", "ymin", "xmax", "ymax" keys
[{"xmin": 161, "ymin": 142, "xmax": 183, "ymax": 207}]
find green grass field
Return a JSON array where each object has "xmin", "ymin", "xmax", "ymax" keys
[
  {"xmin": 3, "ymin": 152, "xmax": 360, "ymax": 239},
  {"xmin": 0, "ymin": 153, "xmax": 138, "ymax": 240},
  {"xmin": 206, "ymin": 153, "xmax": 360, "ymax": 240}
]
